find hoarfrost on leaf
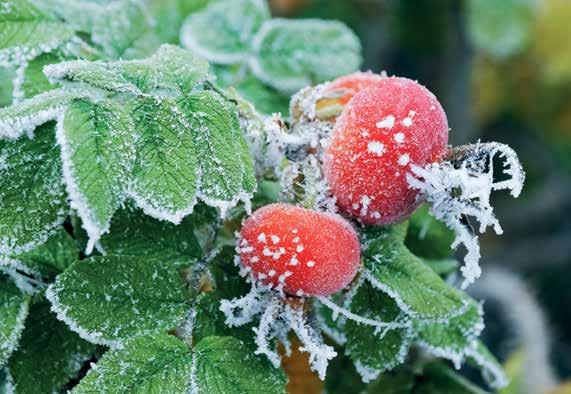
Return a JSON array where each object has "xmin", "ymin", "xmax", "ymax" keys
[
  {"xmin": 415, "ymin": 298, "xmax": 485, "ymax": 369},
  {"xmin": 90, "ymin": 0, "xmax": 156, "ymax": 59},
  {"xmin": 0, "ymin": 88, "xmax": 84, "ymax": 140},
  {"xmin": 46, "ymin": 255, "xmax": 189, "ymax": 347},
  {"xmin": 250, "ymin": 19, "xmax": 362, "ymax": 93},
  {"xmin": 72, "ymin": 333, "xmax": 193, "ymax": 394},
  {"xmin": 180, "ymin": 0, "xmax": 270, "ymax": 64},
  {"xmin": 178, "ymin": 90, "xmax": 256, "ymax": 216},
  {"xmin": 128, "ymin": 96, "xmax": 201, "ymax": 224},
  {"xmin": 7, "ymin": 299, "xmax": 96, "ymax": 393},
  {"xmin": 465, "ymin": 340, "xmax": 509, "ymax": 389},
  {"xmin": 343, "ymin": 280, "xmax": 414, "ymax": 383},
  {"xmin": 44, "ymin": 44, "xmax": 209, "ymax": 96},
  {"xmin": 57, "ymin": 99, "xmax": 136, "ymax": 254},
  {"xmin": 0, "ymin": 123, "xmax": 67, "ymax": 256},
  {"xmin": 0, "ymin": 0, "xmax": 76, "ymax": 68},
  {"xmin": 0, "ymin": 274, "xmax": 30, "ymax": 367},
  {"xmin": 361, "ymin": 226, "xmax": 467, "ymax": 321},
  {"xmin": 407, "ymin": 142, "xmax": 525, "ymax": 288}
]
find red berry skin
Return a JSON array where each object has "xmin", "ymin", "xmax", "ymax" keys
[
  {"xmin": 325, "ymin": 77, "xmax": 449, "ymax": 225},
  {"xmin": 238, "ymin": 204, "xmax": 360, "ymax": 297},
  {"xmin": 323, "ymin": 71, "xmax": 386, "ymax": 106},
  {"xmin": 316, "ymin": 72, "xmax": 386, "ymax": 120}
]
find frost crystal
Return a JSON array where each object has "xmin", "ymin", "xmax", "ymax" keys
[
  {"xmin": 219, "ymin": 276, "xmax": 339, "ymax": 380},
  {"xmin": 407, "ymin": 142, "xmax": 525, "ymax": 288},
  {"xmin": 286, "ymin": 306, "xmax": 337, "ymax": 380},
  {"xmin": 0, "ymin": 89, "xmax": 81, "ymax": 139},
  {"xmin": 55, "ymin": 114, "xmax": 103, "ymax": 254}
]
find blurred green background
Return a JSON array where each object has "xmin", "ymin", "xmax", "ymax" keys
[{"xmin": 270, "ymin": 0, "xmax": 571, "ymax": 391}]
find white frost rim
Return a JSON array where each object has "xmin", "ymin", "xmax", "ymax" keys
[
  {"xmin": 56, "ymin": 114, "xmax": 107, "ymax": 254},
  {"xmin": 45, "ymin": 283, "xmax": 120, "ymax": 348}
]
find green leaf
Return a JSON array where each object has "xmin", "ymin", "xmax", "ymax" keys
[
  {"xmin": 5, "ymin": 228, "xmax": 78, "ymax": 280},
  {"xmin": 33, "ymin": 0, "xmax": 103, "ymax": 33},
  {"xmin": 45, "ymin": 60, "xmax": 145, "ymax": 96},
  {"xmin": 345, "ymin": 281, "xmax": 413, "ymax": 383},
  {"xmin": 46, "ymin": 255, "xmax": 189, "ymax": 347},
  {"xmin": 0, "ymin": 123, "xmax": 67, "ymax": 255},
  {"xmin": 192, "ymin": 336, "xmax": 287, "ymax": 393},
  {"xmin": 234, "ymin": 74, "xmax": 290, "ymax": 115},
  {"xmin": 212, "ymin": 65, "xmax": 290, "ymax": 115},
  {"xmin": 250, "ymin": 19, "xmax": 362, "ymax": 93},
  {"xmin": 467, "ymin": 0, "xmax": 536, "ymax": 59},
  {"xmin": 73, "ymin": 333, "xmax": 193, "ymax": 394},
  {"xmin": 405, "ymin": 204, "xmax": 455, "ymax": 260},
  {"xmin": 362, "ymin": 227, "xmax": 465, "ymax": 321},
  {"xmin": 129, "ymin": 96, "xmax": 201, "ymax": 223},
  {"xmin": 178, "ymin": 90, "xmax": 256, "ymax": 210},
  {"xmin": 0, "ymin": 67, "xmax": 14, "ymax": 107},
  {"xmin": 420, "ymin": 257, "xmax": 459, "ymax": 276},
  {"xmin": 135, "ymin": 44, "xmax": 209, "ymax": 94},
  {"xmin": 73, "ymin": 334, "xmax": 287, "ymax": 394},
  {"xmin": 44, "ymin": 44, "xmax": 209, "ymax": 96},
  {"xmin": 149, "ymin": 0, "xmax": 211, "ymax": 43},
  {"xmin": 180, "ymin": 0, "xmax": 270, "ymax": 64},
  {"xmin": 91, "ymin": 0, "xmax": 157, "ymax": 59},
  {"xmin": 417, "ymin": 361, "xmax": 490, "ymax": 394},
  {"xmin": 99, "ymin": 204, "xmax": 211, "ymax": 261},
  {"xmin": 415, "ymin": 299, "xmax": 484, "ymax": 365},
  {"xmin": 0, "ymin": 275, "xmax": 30, "ymax": 367},
  {"xmin": 8, "ymin": 299, "xmax": 96, "ymax": 394},
  {"xmin": 465, "ymin": 340, "xmax": 509, "ymax": 389},
  {"xmin": 17, "ymin": 52, "xmax": 61, "ymax": 99},
  {"xmin": 0, "ymin": 88, "xmax": 82, "ymax": 139},
  {"xmin": 0, "ymin": 0, "xmax": 75, "ymax": 67},
  {"xmin": 58, "ymin": 98, "xmax": 135, "ymax": 251}
]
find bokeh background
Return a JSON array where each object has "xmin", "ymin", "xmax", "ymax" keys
[{"xmin": 269, "ymin": 0, "xmax": 571, "ymax": 392}]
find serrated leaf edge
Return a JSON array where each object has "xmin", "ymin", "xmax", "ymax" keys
[
  {"xmin": 45, "ymin": 279, "xmax": 121, "ymax": 348},
  {"xmin": 55, "ymin": 113, "xmax": 111, "ymax": 254},
  {"xmin": 0, "ymin": 89, "xmax": 75, "ymax": 140},
  {"xmin": 0, "ymin": 291, "xmax": 30, "ymax": 368},
  {"xmin": 465, "ymin": 341, "xmax": 509, "ymax": 389},
  {"xmin": 363, "ymin": 268, "xmax": 470, "ymax": 323}
]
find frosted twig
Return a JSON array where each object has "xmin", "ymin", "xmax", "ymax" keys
[
  {"xmin": 219, "ymin": 281, "xmax": 269, "ymax": 327},
  {"xmin": 253, "ymin": 298, "xmax": 283, "ymax": 367},
  {"xmin": 287, "ymin": 306, "xmax": 337, "ymax": 380},
  {"xmin": 316, "ymin": 296, "xmax": 409, "ymax": 332}
]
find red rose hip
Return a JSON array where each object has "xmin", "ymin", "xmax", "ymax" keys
[
  {"xmin": 325, "ymin": 76, "xmax": 449, "ymax": 225},
  {"xmin": 238, "ymin": 204, "xmax": 360, "ymax": 296}
]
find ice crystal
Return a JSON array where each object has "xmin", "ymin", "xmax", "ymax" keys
[{"xmin": 407, "ymin": 142, "xmax": 525, "ymax": 288}]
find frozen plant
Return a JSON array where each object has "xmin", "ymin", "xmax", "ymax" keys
[{"xmin": 0, "ymin": 0, "xmax": 528, "ymax": 392}]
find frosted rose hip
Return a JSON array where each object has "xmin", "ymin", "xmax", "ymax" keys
[
  {"xmin": 238, "ymin": 203, "xmax": 360, "ymax": 296},
  {"xmin": 325, "ymin": 76, "xmax": 449, "ymax": 225}
]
